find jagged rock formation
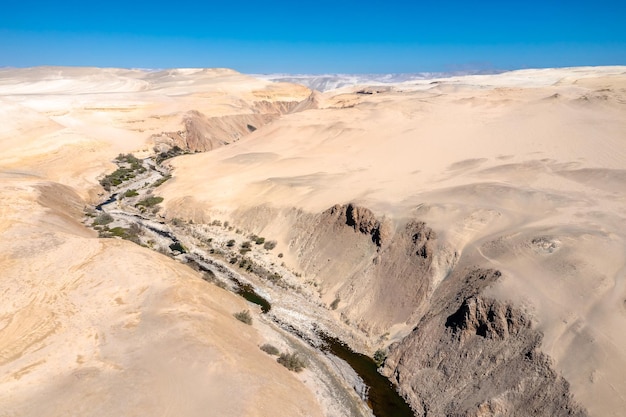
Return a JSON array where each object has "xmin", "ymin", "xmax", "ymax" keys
[
  {"xmin": 382, "ymin": 268, "xmax": 586, "ymax": 417},
  {"xmin": 334, "ymin": 203, "xmax": 391, "ymax": 247},
  {"xmin": 283, "ymin": 204, "xmax": 448, "ymax": 334},
  {"xmin": 247, "ymin": 200, "xmax": 586, "ymax": 415}
]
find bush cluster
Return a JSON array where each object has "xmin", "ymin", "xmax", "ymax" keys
[
  {"xmin": 373, "ymin": 349, "xmax": 387, "ymax": 367},
  {"xmin": 100, "ymin": 154, "xmax": 146, "ymax": 191},
  {"xmin": 156, "ymin": 145, "xmax": 187, "ymax": 164},
  {"xmin": 260, "ymin": 344, "xmax": 280, "ymax": 355},
  {"xmin": 151, "ymin": 174, "xmax": 172, "ymax": 188},
  {"xmin": 93, "ymin": 212, "xmax": 114, "ymax": 226},
  {"xmin": 124, "ymin": 189, "xmax": 139, "ymax": 198},
  {"xmin": 97, "ymin": 224, "xmax": 141, "ymax": 244},
  {"xmin": 136, "ymin": 196, "xmax": 164, "ymax": 208},
  {"xmin": 277, "ymin": 352, "xmax": 307, "ymax": 372},
  {"xmin": 233, "ymin": 309, "xmax": 252, "ymax": 325}
]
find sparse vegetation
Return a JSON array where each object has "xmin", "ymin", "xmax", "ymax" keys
[
  {"xmin": 268, "ymin": 272, "xmax": 282, "ymax": 283},
  {"xmin": 277, "ymin": 352, "xmax": 307, "ymax": 372},
  {"xmin": 263, "ymin": 240, "xmax": 277, "ymax": 250},
  {"xmin": 260, "ymin": 344, "xmax": 280, "ymax": 355},
  {"xmin": 124, "ymin": 189, "xmax": 139, "ymax": 197},
  {"xmin": 155, "ymin": 145, "xmax": 187, "ymax": 164},
  {"xmin": 98, "ymin": 225, "xmax": 141, "ymax": 244},
  {"xmin": 151, "ymin": 174, "xmax": 172, "ymax": 188},
  {"xmin": 373, "ymin": 349, "xmax": 387, "ymax": 367},
  {"xmin": 93, "ymin": 212, "xmax": 114, "ymax": 226},
  {"xmin": 233, "ymin": 309, "xmax": 253, "ymax": 325},
  {"xmin": 136, "ymin": 196, "xmax": 164, "ymax": 207},
  {"xmin": 201, "ymin": 269, "xmax": 227, "ymax": 289},
  {"xmin": 99, "ymin": 154, "xmax": 146, "ymax": 191}
]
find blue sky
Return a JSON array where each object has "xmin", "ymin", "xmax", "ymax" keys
[{"xmin": 1, "ymin": 0, "xmax": 624, "ymax": 73}]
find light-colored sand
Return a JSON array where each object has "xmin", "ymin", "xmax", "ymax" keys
[
  {"xmin": 1, "ymin": 66, "xmax": 625, "ymax": 416},
  {"xmin": 158, "ymin": 66, "xmax": 626, "ymax": 416},
  {"xmin": 0, "ymin": 66, "xmax": 310, "ymax": 201},
  {"xmin": 0, "ymin": 179, "xmax": 324, "ymax": 417},
  {"xmin": 0, "ymin": 68, "xmax": 321, "ymax": 417}
]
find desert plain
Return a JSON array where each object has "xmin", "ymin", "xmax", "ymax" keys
[{"xmin": 0, "ymin": 66, "xmax": 625, "ymax": 417}]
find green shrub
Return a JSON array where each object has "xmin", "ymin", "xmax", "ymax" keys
[
  {"xmin": 373, "ymin": 349, "xmax": 387, "ymax": 367},
  {"xmin": 99, "ymin": 154, "xmax": 146, "ymax": 191},
  {"xmin": 93, "ymin": 212, "xmax": 114, "ymax": 226},
  {"xmin": 254, "ymin": 236, "xmax": 265, "ymax": 245},
  {"xmin": 152, "ymin": 174, "xmax": 172, "ymax": 188},
  {"xmin": 241, "ymin": 241, "xmax": 252, "ymax": 249},
  {"xmin": 155, "ymin": 145, "xmax": 187, "ymax": 164},
  {"xmin": 330, "ymin": 298, "xmax": 340, "ymax": 310},
  {"xmin": 226, "ymin": 239, "xmax": 236, "ymax": 247},
  {"xmin": 99, "ymin": 226, "xmax": 141, "ymax": 244},
  {"xmin": 260, "ymin": 344, "xmax": 280, "ymax": 356},
  {"xmin": 124, "ymin": 189, "xmax": 139, "ymax": 197},
  {"xmin": 277, "ymin": 352, "xmax": 307, "ymax": 372},
  {"xmin": 136, "ymin": 196, "xmax": 164, "ymax": 207},
  {"xmin": 233, "ymin": 310, "xmax": 252, "ymax": 325}
]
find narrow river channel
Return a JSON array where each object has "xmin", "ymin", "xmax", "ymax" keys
[{"xmin": 92, "ymin": 154, "xmax": 414, "ymax": 417}]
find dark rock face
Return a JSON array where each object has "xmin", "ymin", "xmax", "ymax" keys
[
  {"xmin": 445, "ymin": 296, "xmax": 530, "ymax": 340},
  {"xmin": 285, "ymin": 204, "xmax": 442, "ymax": 332},
  {"xmin": 383, "ymin": 268, "xmax": 587, "ymax": 417},
  {"xmin": 330, "ymin": 203, "xmax": 392, "ymax": 247},
  {"xmin": 239, "ymin": 204, "xmax": 587, "ymax": 416}
]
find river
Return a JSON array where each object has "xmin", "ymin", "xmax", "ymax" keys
[{"xmin": 91, "ymin": 154, "xmax": 414, "ymax": 417}]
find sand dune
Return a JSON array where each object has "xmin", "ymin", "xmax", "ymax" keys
[
  {"xmin": 1, "ymin": 66, "xmax": 625, "ymax": 416},
  {"xmin": 0, "ymin": 67, "xmax": 321, "ymax": 417},
  {"xmin": 159, "ymin": 67, "xmax": 626, "ymax": 416}
]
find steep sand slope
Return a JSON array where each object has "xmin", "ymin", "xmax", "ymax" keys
[
  {"xmin": 0, "ymin": 177, "xmax": 322, "ymax": 417},
  {"xmin": 159, "ymin": 67, "xmax": 626, "ymax": 416},
  {"xmin": 0, "ymin": 68, "xmax": 322, "ymax": 417}
]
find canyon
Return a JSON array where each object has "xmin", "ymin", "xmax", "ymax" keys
[{"xmin": 1, "ymin": 66, "xmax": 625, "ymax": 416}]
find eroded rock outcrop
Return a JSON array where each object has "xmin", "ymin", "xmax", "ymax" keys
[
  {"xmin": 281, "ymin": 204, "xmax": 444, "ymax": 333},
  {"xmin": 328, "ymin": 203, "xmax": 392, "ymax": 247},
  {"xmin": 234, "ymin": 203, "xmax": 586, "ymax": 416},
  {"xmin": 153, "ymin": 95, "xmax": 318, "ymax": 153},
  {"xmin": 382, "ymin": 268, "xmax": 586, "ymax": 417}
]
